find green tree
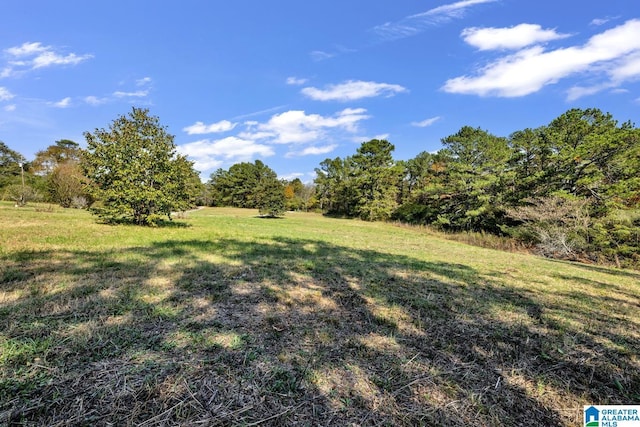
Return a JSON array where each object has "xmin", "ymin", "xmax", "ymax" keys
[
  {"xmin": 314, "ymin": 156, "xmax": 357, "ymax": 216},
  {"xmin": 208, "ymin": 160, "xmax": 285, "ymax": 216},
  {"xmin": 351, "ymin": 139, "xmax": 401, "ymax": 221},
  {"xmin": 48, "ymin": 162, "xmax": 89, "ymax": 208},
  {"xmin": 0, "ymin": 141, "xmax": 26, "ymax": 190},
  {"xmin": 438, "ymin": 126, "xmax": 510, "ymax": 231},
  {"xmin": 82, "ymin": 107, "xmax": 200, "ymax": 225},
  {"xmin": 32, "ymin": 140, "xmax": 82, "ymax": 176},
  {"xmin": 0, "ymin": 142, "xmax": 41, "ymax": 205}
]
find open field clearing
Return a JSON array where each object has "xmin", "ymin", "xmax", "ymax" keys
[{"xmin": 1, "ymin": 203, "xmax": 639, "ymax": 426}]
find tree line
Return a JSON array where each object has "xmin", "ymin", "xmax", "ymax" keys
[
  {"xmin": 2, "ymin": 106, "xmax": 638, "ymax": 266},
  {"xmin": 1, "ymin": 108, "xmax": 202, "ymax": 225},
  {"xmin": 314, "ymin": 108, "xmax": 640, "ymax": 267}
]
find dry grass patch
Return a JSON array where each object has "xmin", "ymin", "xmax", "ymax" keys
[{"xmin": 0, "ymin": 204, "xmax": 638, "ymax": 426}]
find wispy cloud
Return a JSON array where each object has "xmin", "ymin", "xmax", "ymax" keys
[
  {"xmin": 286, "ymin": 76, "xmax": 308, "ymax": 86},
  {"xmin": 411, "ymin": 116, "xmax": 441, "ymax": 127},
  {"xmin": 590, "ymin": 16, "xmax": 619, "ymax": 27},
  {"xmin": 52, "ymin": 97, "xmax": 72, "ymax": 108},
  {"xmin": 3, "ymin": 104, "xmax": 16, "ymax": 112},
  {"xmin": 230, "ymin": 105, "xmax": 288, "ymax": 121},
  {"xmin": 183, "ymin": 120, "xmax": 237, "ymax": 135},
  {"xmin": 0, "ymin": 87, "xmax": 15, "ymax": 101},
  {"xmin": 310, "ymin": 50, "xmax": 336, "ymax": 62},
  {"xmin": 461, "ymin": 24, "xmax": 570, "ymax": 51},
  {"xmin": 84, "ymin": 95, "xmax": 109, "ymax": 106},
  {"xmin": 113, "ymin": 90, "xmax": 149, "ymax": 98},
  {"xmin": 285, "ymin": 144, "xmax": 338, "ymax": 158},
  {"xmin": 443, "ymin": 19, "xmax": 640, "ymax": 99},
  {"xmin": 373, "ymin": 0, "xmax": 498, "ymax": 41},
  {"xmin": 2, "ymin": 42, "xmax": 92, "ymax": 77},
  {"xmin": 302, "ymin": 80, "xmax": 407, "ymax": 102},
  {"xmin": 136, "ymin": 77, "xmax": 152, "ymax": 86}
]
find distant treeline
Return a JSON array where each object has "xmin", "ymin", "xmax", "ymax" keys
[{"xmin": 2, "ymin": 107, "xmax": 638, "ymax": 266}]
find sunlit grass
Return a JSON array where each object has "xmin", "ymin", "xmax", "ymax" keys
[{"xmin": 0, "ymin": 202, "xmax": 638, "ymax": 425}]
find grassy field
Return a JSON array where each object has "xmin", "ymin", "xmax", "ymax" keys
[{"xmin": 1, "ymin": 203, "xmax": 639, "ymax": 426}]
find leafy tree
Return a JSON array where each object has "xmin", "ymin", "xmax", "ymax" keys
[
  {"xmin": 0, "ymin": 142, "xmax": 42, "ymax": 205},
  {"xmin": 48, "ymin": 162, "xmax": 89, "ymax": 208},
  {"xmin": 82, "ymin": 107, "xmax": 200, "ymax": 225},
  {"xmin": 31, "ymin": 139, "xmax": 91, "ymax": 207},
  {"xmin": 208, "ymin": 160, "xmax": 285, "ymax": 216},
  {"xmin": 32, "ymin": 140, "xmax": 82, "ymax": 176},
  {"xmin": 0, "ymin": 141, "xmax": 26, "ymax": 190}
]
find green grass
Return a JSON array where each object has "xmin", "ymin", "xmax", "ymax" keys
[{"xmin": 1, "ymin": 202, "xmax": 639, "ymax": 426}]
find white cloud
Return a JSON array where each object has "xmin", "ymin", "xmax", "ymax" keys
[
  {"xmin": 591, "ymin": 17, "xmax": 619, "ymax": 27},
  {"xmin": 4, "ymin": 104, "xmax": 16, "ymax": 112},
  {"xmin": 301, "ymin": 80, "xmax": 407, "ymax": 102},
  {"xmin": 351, "ymin": 133, "xmax": 391, "ymax": 143},
  {"xmin": 279, "ymin": 172, "xmax": 305, "ymax": 181},
  {"xmin": 53, "ymin": 97, "xmax": 71, "ymax": 108},
  {"xmin": 183, "ymin": 120, "xmax": 237, "ymax": 135},
  {"xmin": 443, "ymin": 19, "xmax": 640, "ymax": 98},
  {"xmin": 32, "ymin": 51, "xmax": 92, "ymax": 69},
  {"xmin": 0, "ymin": 87, "xmax": 15, "ymax": 101},
  {"xmin": 310, "ymin": 50, "xmax": 336, "ymax": 61},
  {"xmin": 84, "ymin": 95, "xmax": 109, "ymax": 106},
  {"xmin": 246, "ymin": 108, "xmax": 371, "ymax": 144},
  {"xmin": 286, "ymin": 77, "xmax": 308, "ymax": 85},
  {"xmin": 461, "ymin": 24, "xmax": 570, "ymax": 51},
  {"xmin": 177, "ymin": 137, "xmax": 274, "ymax": 171},
  {"xmin": 373, "ymin": 0, "xmax": 497, "ymax": 41},
  {"xmin": 179, "ymin": 108, "xmax": 374, "ymax": 174},
  {"xmin": 286, "ymin": 144, "xmax": 338, "ymax": 158},
  {"xmin": 2, "ymin": 42, "xmax": 92, "ymax": 76},
  {"xmin": 411, "ymin": 116, "xmax": 441, "ymax": 127},
  {"xmin": 136, "ymin": 77, "xmax": 152, "ymax": 86},
  {"xmin": 113, "ymin": 90, "xmax": 148, "ymax": 98},
  {"xmin": 5, "ymin": 42, "xmax": 48, "ymax": 57}
]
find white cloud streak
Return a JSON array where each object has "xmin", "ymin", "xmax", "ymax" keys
[
  {"xmin": 286, "ymin": 77, "xmax": 308, "ymax": 85},
  {"xmin": 0, "ymin": 87, "xmax": 15, "ymax": 101},
  {"xmin": 286, "ymin": 144, "xmax": 338, "ymax": 158},
  {"xmin": 53, "ymin": 97, "xmax": 72, "ymax": 108},
  {"xmin": 461, "ymin": 24, "xmax": 570, "ymax": 51},
  {"xmin": 84, "ymin": 96, "xmax": 109, "ymax": 106},
  {"xmin": 443, "ymin": 19, "xmax": 640, "ymax": 98},
  {"xmin": 2, "ymin": 42, "xmax": 92, "ymax": 77},
  {"xmin": 411, "ymin": 116, "xmax": 441, "ymax": 127},
  {"xmin": 373, "ymin": 0, "xmax": 497, "ymax": 41},
  {"xmin": 183, "ymin": 120, "xmax": 237, "ymax": 135},
  {"xmin": 113, "ymin": 90, "xmax": 149, "ymax": 98},
  {"xmin": 301, "ymin": 80, "xmax": 407, "ymax": 102}
]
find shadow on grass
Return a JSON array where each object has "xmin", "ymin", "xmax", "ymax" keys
[{"xmin": 1, "ymin": 236, "xmax": 638, "ymax": 425}]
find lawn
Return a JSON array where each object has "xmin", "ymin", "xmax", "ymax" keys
[{"xmin": 1, "ymin": 203, "xmax": 638, "ymax": 426}]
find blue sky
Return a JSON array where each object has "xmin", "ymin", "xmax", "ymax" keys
[{"xmin": 1, "ymin": 0, "xmax": 639, "ymax": 182}]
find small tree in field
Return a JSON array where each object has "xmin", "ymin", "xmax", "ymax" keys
[{"xmin": 82, "ymin": 107, "xmax": 200, "ymax": 225}]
